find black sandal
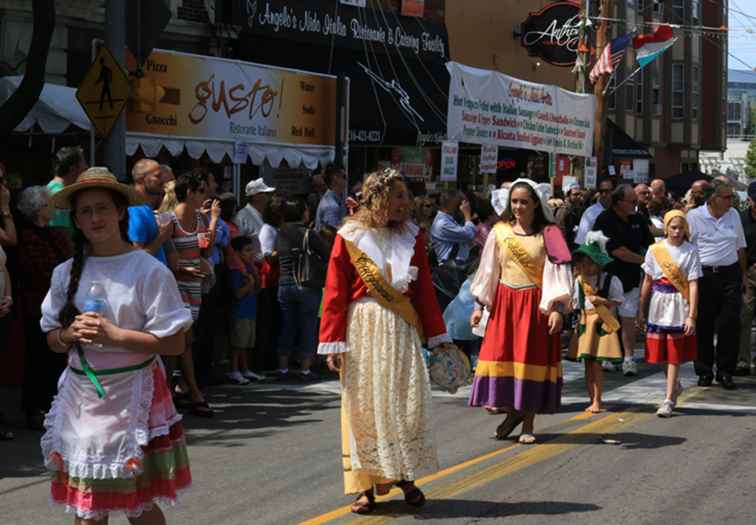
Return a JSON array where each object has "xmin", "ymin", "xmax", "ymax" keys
[
  {"xmin": 350, "ymin": 490, "xmax": 375, "ymax": 514},
  {"xmin": 190, "ymin": 400, "xmax": 214, "ymax": 418},
  {"xmin": 495, "ymin": 414, "xmax": 524, "ymax": 440},
  {"xmin": 396, "ymin": 480, "xmax": 426, "ymax": 507}
]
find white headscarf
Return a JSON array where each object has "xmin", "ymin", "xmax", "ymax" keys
[{"xmin": 495, "ymin": 178, "xmax": 555, "ymax": 222}]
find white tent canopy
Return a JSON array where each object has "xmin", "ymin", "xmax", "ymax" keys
[{"xmin": 0, "ymin": 76, "xmax": 90, "ymax": 133}]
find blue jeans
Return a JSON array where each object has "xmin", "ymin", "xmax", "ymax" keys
[{"xmin": 277, "ymin": 284, "xmax": 322, "ymax": 359}]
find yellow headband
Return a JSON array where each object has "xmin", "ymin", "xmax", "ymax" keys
[{"xmin": 663, "ymin": 210, "xmax": 689, "ymax": 238}]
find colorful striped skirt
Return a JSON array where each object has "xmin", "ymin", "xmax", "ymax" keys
[
  {"xmin": 645, "ymin": 278, "xmax": 696, "ymax": 365},
  {"xmin": 469, "ymin": 284, "xmax": 562, "ymax": 414},
  {"xmin": 42, "ymin": 358, "xmax": 191, "ymax": 520}
]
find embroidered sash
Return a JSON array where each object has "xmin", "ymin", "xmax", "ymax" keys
[
  {"xmin": 578, "ymin": 276, "xmax": 621, "ymax": 334},
  {"xmin": 497, "ymin": 223, "xmax": 544, "ymax": 288},
  {"xmin": 649, "ymin": 242, "xmax": 690, "ymax": 303},
  {"xmin": 344, "ymin": 239, "xmax": 424, "ymax": 341}
]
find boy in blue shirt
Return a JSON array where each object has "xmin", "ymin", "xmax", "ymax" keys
[{"xmin": 228, "ymin": 236, "xmax": 263, "ymax": 384}]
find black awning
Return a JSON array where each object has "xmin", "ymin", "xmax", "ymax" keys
[
  {"xmin": 237, "ymin": 0, "xmax": 449, "ymax": 147},
  {"xmin": 608, "ymin": 119, "xmax": 651, "ymax": 159}
]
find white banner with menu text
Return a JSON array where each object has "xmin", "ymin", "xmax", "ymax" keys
[{"xmin": 446, "ymin": 62, "xmax": 596, "ymax": 158}]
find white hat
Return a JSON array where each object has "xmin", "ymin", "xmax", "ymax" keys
[
  {"xmin": 499, "ymin": 178, "xmax": 555, "ymax": 222},
  {"xmin": 245, "ymin": 178, "xmax": 275, "ymax": 196},
  {"xmin": 565, "ymin": 181, "xmax": 582, "ymax": 194}
]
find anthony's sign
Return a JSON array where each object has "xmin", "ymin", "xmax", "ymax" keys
[{"xmin": 520, "ymin": 1, "xmax": 581, "ymax": 67}]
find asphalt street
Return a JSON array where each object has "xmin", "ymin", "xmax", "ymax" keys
[{"xmin": 2, "ymin": 360, "xmax": 756, "ymax": 525}]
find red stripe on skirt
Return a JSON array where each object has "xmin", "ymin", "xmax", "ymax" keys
[{"xmin": 646, "ymin": 332, "xmax": 696, "ymax": 365}]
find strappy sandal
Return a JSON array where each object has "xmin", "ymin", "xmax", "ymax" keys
[
  {"xmin": 190, "ymin": 400, "xmax": 214, "ymax": 418},
  {"xmin": 396, "ymin": 480, "xmax": 426, "ymax": 507},
  {"xmin": 495, "ymin": 414, "xmax": 524, "ymax": 440},
  {"xmin": 350, "ymin": 490, "xmax": 375, "ymax": 514}
]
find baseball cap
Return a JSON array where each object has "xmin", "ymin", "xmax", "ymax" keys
[{"xmin": 245, "ymin": 178, "xmax": 275, "ymax": 196}]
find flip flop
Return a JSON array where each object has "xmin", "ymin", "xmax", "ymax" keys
[
  {"xmin": 495, "ymin": 414, "xmax": 524, "ymax": 440},
  {"xmin": 190, "ymin": 401, "xmax": 214, "ymax": 418},
  {"xmin": 396, "ymin": 480, "xmax": 426, "ymax": 507},
  {"xmin": 350, "ymin": 490, "xmax": 375, "ymax": 514}
]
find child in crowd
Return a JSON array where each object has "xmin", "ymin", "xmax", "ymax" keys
[
  {"xmin": 227, "ymin": 236, "xmax": 263, "ymax": 384},
  {"xmin": 568, "ymin": 231, "xmax": 624, "ymax": 414},
  {"xmin": 638, "ymin": 210, "xmax": 701, "ymax": 418}
]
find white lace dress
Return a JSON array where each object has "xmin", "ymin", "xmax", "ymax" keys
[{"xmin": 319, "ymin": 221, "xmax": 450, "ymax": 494}]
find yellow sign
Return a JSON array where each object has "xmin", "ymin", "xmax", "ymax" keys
[{"xmin": 76, "ymin": 46, "xmax": 130, "ymax": 137}]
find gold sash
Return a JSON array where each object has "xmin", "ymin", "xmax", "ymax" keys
[
  {"xmin": 344, "ymin": 239, "xmax": 424, "ymax": 341},
  {"xmin": 497, "ymin": 223, "xmax": 543, "ymax": 288},
  {"xmin": 579, "ymin": 276, "xmax": 621, "ymax": 333},
  {"xmin": 649, "ymin": 242, "xmax": 690, "ymax": 303}
]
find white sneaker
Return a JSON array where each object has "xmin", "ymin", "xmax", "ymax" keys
[
  {"xmin": 227, "ymin": 371, "xmax": 251, "ymax": 385},
  {"xmin": 656, "ymin": 399, "xmax": 674, "ymax": 418},
  {"xmin": 241, "ymin": 369, "xmax": 265, "ymax": 381},
  {"xmin": 622, "ymin": 360, "xmax": 638, "ymax": 377},
  {"xmin": 602, "ymin": 360, "xmax": 616, "ymax": 372}
]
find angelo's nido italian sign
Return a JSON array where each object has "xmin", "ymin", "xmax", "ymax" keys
[{"xmin": 127, "ymin": 50, "xmax": 337, "ymax": 147}]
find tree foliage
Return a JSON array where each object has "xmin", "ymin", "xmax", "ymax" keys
[{"xmin": 746, "ymin": 138, "xmax": 756, "ymax": 179}]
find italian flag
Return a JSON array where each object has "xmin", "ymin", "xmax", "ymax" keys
[{"xmin": 633, "ymin": 25, "xmax": 678, "ymax": 68}]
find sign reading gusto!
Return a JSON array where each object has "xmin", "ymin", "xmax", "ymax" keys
[{"xmin": 520, "ymin": 1, "xmax": 581, "ymax": 67}]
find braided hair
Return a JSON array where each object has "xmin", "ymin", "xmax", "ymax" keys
[{"xmin": 57, "ymin": 189, "xmax": 131, "ymax": 328}]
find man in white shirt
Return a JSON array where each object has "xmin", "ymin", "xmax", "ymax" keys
[
  {"xmin": 234, "ymin": 178, "xmax": 275, "ymax": 240},
  {"xmin": 687, "ymin": 179, "xmax": 748, "ymax": 389},
  {"xmin": 575, "ymin": 179, "xmax": 614, "ymax": 245}
]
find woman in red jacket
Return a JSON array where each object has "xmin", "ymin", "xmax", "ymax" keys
[{"xmin": 319, "ymin": 168, "xmax": 453, "ymax": 515}]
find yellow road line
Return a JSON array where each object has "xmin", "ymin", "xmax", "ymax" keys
[
  {"xmin": 301, "ymin": 388, "xmax": 705, "ymax": 525},
  {"xmin": 298, "ymin": 411, "xmax": 592, "ymax": 525}
]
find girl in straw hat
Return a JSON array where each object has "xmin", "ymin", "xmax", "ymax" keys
[
  {"xmin": 637, "ymin": 210, "xmax": 701, "ymax": 418},
  {"xmin": 319, "ymin": 168, "xmax": 454, "ymax": 514},
  {"xmin": 568, "ymin": 231, "xmax": 624, "ymax": 414},
  {"xmin": 469, "ymin": 179, "xmax": 573, "ymax": 444},
  {"xmin": 40, "ymin": 167, "xmax": 193, "ymax": 523}
]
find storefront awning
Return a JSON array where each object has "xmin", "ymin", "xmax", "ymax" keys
[
  {"xmin": 125, "ymin": 132, "xmax": 334, "ymax": 168},
  {"xmin": 609, "ymin": 119, "xmax": 651, "ymax": 159},
  {"xmin": 0, "ymin": 76, "xmax": 91, "ymax": 133},
  {"xmin": 126, "ymin": 49, "xmax": 338, "ymax": 167}
]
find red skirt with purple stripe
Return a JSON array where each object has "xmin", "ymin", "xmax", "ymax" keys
[{"xmin": 469, "ymin": 284, "xmax": 562, "ymax": 414}]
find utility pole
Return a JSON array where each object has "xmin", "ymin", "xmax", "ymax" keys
[
  {"xmin": 576, "ymin": 0, "xmax": 589, "ymax": 95},
  {"xmin": 104, "ymin": 0, "xmax": 126, "ymax": 180},
  {"xmin": 593, "ymin": 0, "xmax": 611, "ymax": 178}
]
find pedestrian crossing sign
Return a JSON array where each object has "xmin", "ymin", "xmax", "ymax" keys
[{"xmin": 76, "ymin": 46, "xmax": 130, "ymax": 138}]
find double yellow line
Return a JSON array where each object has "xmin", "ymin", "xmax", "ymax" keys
[{"xmin": 300, "ymin": 409, "xmax": 645, "ymax": 525}]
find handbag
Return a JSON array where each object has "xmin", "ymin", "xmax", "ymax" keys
[
  {"xmin": 294, "ymin": 228, "xmax": 326, "ymax": 289},
  {"xmin": 427, "ymin": 344, "xmax": 473, "ymax": 394}
]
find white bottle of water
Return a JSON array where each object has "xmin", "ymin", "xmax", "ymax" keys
[{"xmin": 83, "ymin": 281, "xmax": 107, "ymax": 348}]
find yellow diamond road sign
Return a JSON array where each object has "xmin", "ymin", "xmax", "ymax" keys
[{"xmin": 76, "ymin": 46, "xmax": 130, "ymax": 138}]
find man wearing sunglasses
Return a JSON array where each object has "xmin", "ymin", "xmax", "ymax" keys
[{"xmin": 575, "ymin": 179, "xmax": 615, "ymax": 245}]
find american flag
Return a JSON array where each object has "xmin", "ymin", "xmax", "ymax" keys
[{"xmin": 589, "ymin": 33, "xmax": 634, "ymax": 84}]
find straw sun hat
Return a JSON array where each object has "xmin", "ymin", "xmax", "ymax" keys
[{"xmin": 52, "ymin": 167, "xmax": 144, "ymax": 210}]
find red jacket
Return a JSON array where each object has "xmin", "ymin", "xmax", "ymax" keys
[{"xmin": 319, "ymin": 230, "xmax": 447, "ymax": 347}]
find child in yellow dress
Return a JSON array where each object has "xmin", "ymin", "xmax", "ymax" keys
[{"xmin": 568, "ymin": 231, "xmax": 624, "ymax": 413}]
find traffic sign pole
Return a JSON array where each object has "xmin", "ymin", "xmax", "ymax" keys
[{"xmin": 104, "ymin": 0, "xmax": 126, "ymax": 181}]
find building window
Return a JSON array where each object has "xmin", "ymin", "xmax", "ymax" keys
[
  {"xmin": 651, "ymin": 62, "xmax": 661, "ymax": 115},
  {"xmin": 625, "ymin": 77, "xmax": 635, "ymax": 111},
  {"xmin": 608, "ymin": 75, "xmax": 616, "ymax": 110},
  {"xmin": 672, "ymin": 0, "xmax": 685, "ymax": 22},
  {"xmin": 636, "ymin": 72, "xmax": 644, "ymax": 113},
  {"xmin": 691, "ymin": 66, "xmax": 700, "ymax": 119},
  {"xmin": 652, "ymin": 0, "xmax": 664, "ymax": 18},
  {"xmin": 672, "ymin": 63, "xmax": 684, "ymax": 119},
  {"xmin": 692, "ymin": 0, "xmax": 701, "ymax": 25}
]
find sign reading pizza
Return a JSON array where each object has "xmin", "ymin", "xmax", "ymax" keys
[{"xmin": 520, "ymin": 1, "xmax": 581, "ymax": 67}]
